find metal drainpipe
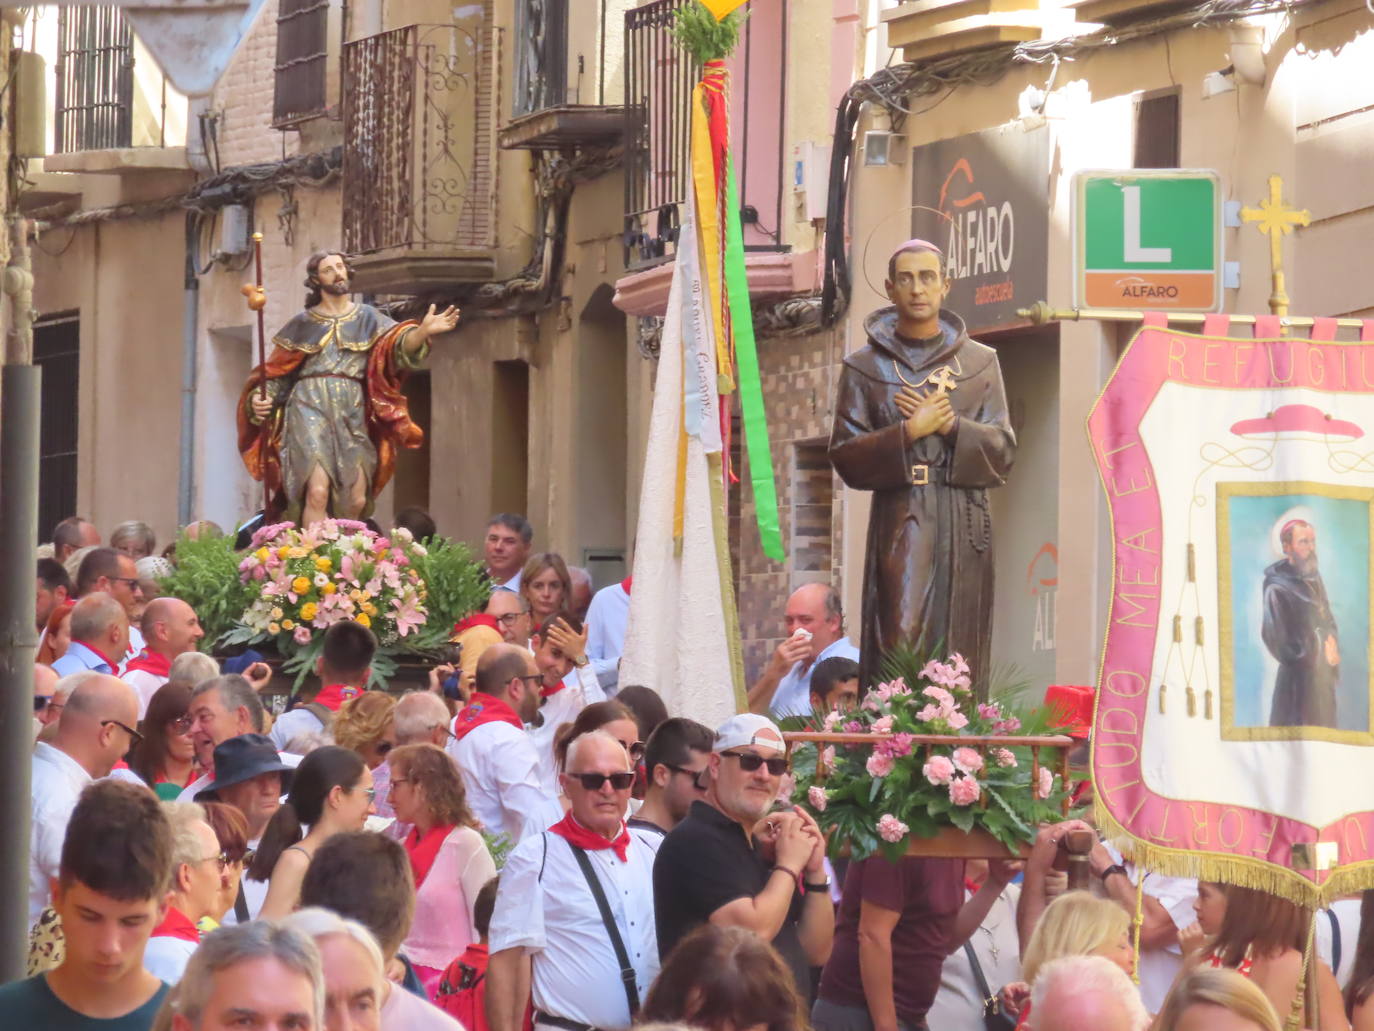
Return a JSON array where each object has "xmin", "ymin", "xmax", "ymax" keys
[
  {"xmin": 178, "ymin": 213, "xmax": 199, "ymax": 528},
  {"xmin": 0, "ymin": 214, "xmax": 39, "ymax": 982}
]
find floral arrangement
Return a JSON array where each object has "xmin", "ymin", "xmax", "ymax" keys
[
  {"xmin": 790, "ymin": 653, "xmax": 1078, "ymax": 861},
  {"xmin": 218, "ymin": 519, "xmax": 429, "ymax": 685}
]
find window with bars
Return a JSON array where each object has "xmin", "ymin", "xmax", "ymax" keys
[
  {"xmin": 273, "ymin": 0, "xmax": 329, "ymax": 127},
  {"xmin": 54, "ymin": 7, "xmax": 134, "ymax": 154}
]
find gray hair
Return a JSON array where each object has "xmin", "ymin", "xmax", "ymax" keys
[
  {"xmin": 191, "ymin": 674, "xmax": 265, "ymax": 733},
  {"xmin": 168, "ymin": 651, "xmax": 221, "ymax": 692},
  {"xmin": 281, "ymin": 907, "xmax": 385, "ymax": 977},
  {"xmin": 393, "ymin": 691, "xmax": 452, "ymax": 745},
  {"xmin": 165, "ymin": 920, "xmax": 324, "ymax": 1030},
  {"xmin": 1028, "ymin": 955, "xmax": 1151, "ymax": 1031},
  {"xmin": 110, "ymin": 520, "xmax": 156, "ymax": 555},
  {"xmin": 162, "ymin": 801, "xmax": 210, "ymax": 873},
  {"xmin": 69, "ymin": 592, "xmax": 126, "ymax": 642},
  {"xmin": 565, "ymin": 728, "xmax": 630, "ymax": 772}
]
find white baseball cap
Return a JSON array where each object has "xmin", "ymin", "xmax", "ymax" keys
[{"xmin": 714, "ymin": 713, "xmax": 786, "ymax": 755}]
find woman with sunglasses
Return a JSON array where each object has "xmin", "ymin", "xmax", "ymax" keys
[
  {"xmin": 199, "ymin": 801, "xmax": 250, "ymax": 930},
  {"xmin": 386, "ymin": 742, "xmax": 496, "ymax": 999},
  {"xmin": 332, "ymin": 690, "xmax": 398, "ymax": 769},
  {"xmin": 128, "ymin": 683, "xmax": 199, "ymax": 800},
  {"xmin": 250, "ymin": 744, "xmax": 376, "ymax": 920}
]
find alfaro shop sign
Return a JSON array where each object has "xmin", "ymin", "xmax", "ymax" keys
[{"xmin": 911, "ymin": 125, "xmax": 1049, "ymax": 332}]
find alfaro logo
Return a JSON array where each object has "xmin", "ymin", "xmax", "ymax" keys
[{"xmin": 913, "ymin": 127, "xmax": 1048, "ymax": 332}]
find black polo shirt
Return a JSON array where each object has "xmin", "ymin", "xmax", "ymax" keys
[{"xmin": 653, "ymin": 800, "xmax": 808, "ymax": 990}]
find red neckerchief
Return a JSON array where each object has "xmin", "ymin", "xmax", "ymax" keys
[
  {"xmin": 452, "ymin": 693, "xmax": 524, "ymax": 740},
  {"xmin": 123, "ymin": 650, "xmax": 171, "ymax": 679},
  {"xmin": 404, "ymin": 823, "xmax": 454, "ymax": 888},
  {"xmin": 548, "ymin": 812, "xmax": 631, "ymax": 862},
  {"xmin": 621, "ymin": 576, "xmax": 633, "ymax": 594},
  {"xmin": 540, "ymin": 678, "xmax": 565, "ymax": 699},
  {"xmin": 151, "ymin": 905, "xmax": 201, "ymax": 944},
  {"xmin": 313, "ymin": 684, "xmax": 361, "ymax": 711},
  {"xmin": 80, "ymin": 641, "xmax": 119, "ymax": 671},
  {"xmin": 453, "ymin": 613, "xmax": 500, "ymax": 636},
  {"xmin": 965, "ymin": 877, "xmax": 982, "ymax": 895}
]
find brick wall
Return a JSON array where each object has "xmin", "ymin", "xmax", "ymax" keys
[
  {"xmin": 734, "ymin": 326, "xmax": 850, "ymax": 687},
  {"xmin": 210, "ymin": 0, "xmax": 298, "ymax": 168}
]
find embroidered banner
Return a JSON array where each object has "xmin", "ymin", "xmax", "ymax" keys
[{"xmin": 1089, "ymin": 321, "xmax": 1374, "ymax": 904}]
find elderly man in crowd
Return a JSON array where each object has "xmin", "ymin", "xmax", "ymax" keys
[
  {"xmin": 747, "ymin": 583, "xmax": 860, "ymax": 719},
  {"xmin": 52, "ymin": 515, "xmax": 101, "ymax": 563},
  {"xmin": 654, "ymin": 712, "xmax": 834, "ymax": 995},
  {"xmin": 447, "ymin": 644, "xmax": 562, "ymax": 844},
  {"xmin": 488, "ymin": 729, "xmax": 659, "ymax": 1031},
  {"xmin": 74, "ymin": 546, "xmax": 147, "ymax": 660},
  {"xmin": 195, "ymin": 734, "xmax": 297, "ymax": 923},
  {"xmin": 28, "ymin": 672, "xmax": 141, "ymax": 927},
  {"xmin": 487, "ymin": 588, "xmax": 533, "ymax": 646},
  {"xmin": 50, "ymin": 593, "xmax": 129, "ymax": 678},
  {"xmin": 165, "ymin": 920, "xmax": 325, "ymax": 1031},
  {"xmin": 179, "ymin": 673, "xmax": 286, "ymax": 801},
  {"xmin": 36, "ymin": 557, "xmax": 72, "ymax": 631},
  {"xmin": 33, "ymin": 663, "xmax": 63, "ymax": 731},
  {"xmin": 143, "ymin": 802, "xmax": 225, "ymax": 984},
  {"xmin": 484, "ymin": 513, "xmax": 533, "ymax": 592},
  {"xmin": 1027, "ymin": 955, "xmax": 1150, "ymax": 1031},
  {"xmin": 124, "ymin": 597, "xmax": 205, "ymax": 717},
  {"xmin": 567, "ymin": 566, "xmax": 594, "ymax": 622}
]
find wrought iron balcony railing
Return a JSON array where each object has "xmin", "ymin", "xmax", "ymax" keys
[
  {"xmin": 622, "ymin": 0, "xmax": 698, "ymax": 271},
  {"xmin": 341, "ymin": 22, "xmax": 498, "ymax": 290}
]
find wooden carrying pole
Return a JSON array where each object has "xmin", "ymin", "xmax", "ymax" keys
[{"xmin": 252, "ymin": 232, "xmax": 268, "ymax": 516}]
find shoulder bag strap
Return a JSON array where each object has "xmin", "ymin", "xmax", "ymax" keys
[
  {"xmin": 964, "ymin": 939, "xmax": 994, "ymax": 1003},
  {"xmin": 568, "ymin": 844, "xmax": 640, "ymax": 1017},
  {"xmin": 234, "ymin": 881, "xmax": 251, "ymax": 923},
  {"xmin": 1327, "ymin": 908, "xmax": 1341, "ymax": 974}
]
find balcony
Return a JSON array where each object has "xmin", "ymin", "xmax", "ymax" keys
[
  {"xmin": 498, "ymin": 0, "xmax": 624, "ymax": 151},
  {"xmin": 341, "ymin": 23, "xmax": 498, "ymax": 295},
  {"xmin": 882, "ymin": 0, "xmax": 1059, "ymax": 64}
]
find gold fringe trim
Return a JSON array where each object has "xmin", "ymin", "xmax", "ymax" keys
[{"xmin": 1094, "ymin": 798, "xmax": 1374, "ymax": 907}]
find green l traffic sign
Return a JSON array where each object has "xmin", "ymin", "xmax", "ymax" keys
[{"xmin": 1073, "ymin": 169, "xmax": 1222, "ymax": 311}]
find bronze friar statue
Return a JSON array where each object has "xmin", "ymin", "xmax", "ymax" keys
[{"xmin": 829, "ymin": 240, "xmax": 1016, "ymax": 692}]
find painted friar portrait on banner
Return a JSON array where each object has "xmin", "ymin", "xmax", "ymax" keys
[{"xmin": 1089, "ymin": 313, "xmax": 1374, "ymax": 905}]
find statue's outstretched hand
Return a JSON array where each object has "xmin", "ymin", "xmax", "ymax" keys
[{"xmin": 420, "ymin": 304, "xmax": 461, "ymax": 339}]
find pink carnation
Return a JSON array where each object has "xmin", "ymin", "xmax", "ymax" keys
[
  {"xmin": 977, "ymin": 702, "xmax": 1002, "ymax": 720},
  {"xmin": 1037, "ymin": 767, "xmax": 1056, "ymax": 799},
  {"xmin": 917, "ymin": 703, "xmax": 942, "ymax": 722},
  {"xmin": 292, "ymin": 625, "xmax": 313, "ymax": 645},
  {"xmin": 953, "ymin": 747, "xmax": 984, "ymax": 773},
  {"xmin": 877, "ymin": 813, "xmax": 909, "ymax": 843},
  {"xmin": 949, "ymin": 774, "xmax": 981, "ymax": 806},
  {"xmin": 991, "ymin": 748, "xmax": 1017, "ymax": 768},
  {"xmin": 994, "ymin": 716, "xmax": 1022, "ymax": 735},
  {"xmin": 843, "ymin": 720, "xmax": 863, "ymax": 734},
  {"xmin": 923, "ymin": 755, "xmax": 955, "ymax": 785},
  {"xmin": 866, "ymin": 752, "xmax": 895, "ymax": 777},
  {"xmin": 822, "ymin": 710, "xmax": 841, "ymax": 731},
  {"xmin": 946, "ymin": 711, "xmax": 969, "ymax": 730},
  {"xmin": 922, "ymin": 685, "xmax": 956, "ymax": 708},
  {"xmin": 862, "ymin": 694, "xmax": 883, "ymax": 712},
  {"xmin": 872, "ymin": 715, "xmax": 894, "ymax": 734},
  {"xmin": 886, "ymin": 732, "xmax": 915, "ymax": 758},
  {"xmin": 821, "ymin": 746, "xmax": 836, "ymax": 768},
  {"xmin": 808, "ymin": 785, "xmax": 828, "ymax": 812}
]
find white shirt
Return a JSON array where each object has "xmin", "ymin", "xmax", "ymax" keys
[
  {"xmin": 119, "ymin": 626, "xmax": 147, "ymax": 675},
  {"xmin": 769, "ymin": 636, "xmax": 861, "ymax": 718},
  {"xmin": 381, "ymin": 981, "xmax": 464, "ymax": 1031},
  {"xmin": 448, "ymin": 718, "xmax": 563, "ymax": 844},
  {"xmin": 1317, "ymin": 897, "xmax": 1363, "ymax": 990},
  {"xmin": 222, "ymin": 834, "xmax": 271, "ymax": 924},
  {"xmin": 29, "ymin": 742, "xmax": 93, "ymax": 926},
  {"xmin": 928, "ymin": 882, "xmax": 1022, "ymax": 1031},
  {"xmin": 124, "ymin": 668, "xmax": 168, "ymax": 719},
  {"xmin": 490, "ymin": 570, "xmax": 522, "ymax": 593},
  {"xmin": 533, "ymin": 664, "xmax": 607, "ymax": 793},
  {"xmin": 490, "ymin": 828, "xmax": 659, "ymax": 1031},
  {"xmin": 269, "ymin": 707, "xmax": 327, "ymax": 750},
  {"xmin": 586, "ymin": 583, "xmax": 630, "ymax": 692},
  {"xmin": 143, "ymin": 935, "xmax": 197, "ymax": 984},
  {"xmin": 1104, "ymin": 845, "xmax": 1197, "ymax": 1012}
]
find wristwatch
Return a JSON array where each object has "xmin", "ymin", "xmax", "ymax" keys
[
  {"xmin": 1100, "ymin": 863, "xmax": 1129, "ymax": 884},
  {"xmin": 804, "ymin": 878, "xmax": 832, "ymax": 893}
]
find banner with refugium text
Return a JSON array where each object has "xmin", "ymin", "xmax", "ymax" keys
[{"xmin": 1089, "ymin": 313, "xmax": 1374, "ymax": 905}]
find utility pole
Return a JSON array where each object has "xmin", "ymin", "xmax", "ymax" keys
[{"xmin": 0, "ymin": 20, "xmax": 39, "ymax": 978}]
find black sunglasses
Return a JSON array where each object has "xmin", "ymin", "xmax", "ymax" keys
[
  {"xmin": 722, "ymin": 751, "xmax": 789, "ymax": 776},
  {"xmin": 34, "ymin": 696, "xmax": 52, "ymax": 713},
  {"xmin": 570, "ymin": 771, "xmax": 636, "ymax": 791},
  {"xmin": 102, "ymin": 719, "xmax": 145, "ymax": 745}
]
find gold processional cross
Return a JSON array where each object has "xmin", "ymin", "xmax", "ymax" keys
[{"xmin": 1240, "ymin": 174, "xmax": 1311, "ymax": 318}]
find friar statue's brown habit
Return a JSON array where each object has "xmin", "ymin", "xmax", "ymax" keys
[{"xmin": 829, "ymin": 243, "xmax": 1016, "ymax": 693}]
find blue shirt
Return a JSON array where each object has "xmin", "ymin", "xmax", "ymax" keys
[
  {"xmin": 768, "ymin": 636, "xmax": 861, "ymax": 719},
  {"xmin": 50, "ymin": 641, "xmax": 114, "ymax": 678}
]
